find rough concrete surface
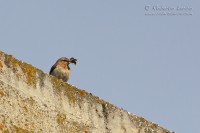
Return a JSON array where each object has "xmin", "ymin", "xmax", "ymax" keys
[{"xmin": 0, "ymin": 50, "xmax": 174, "ymax": 133}]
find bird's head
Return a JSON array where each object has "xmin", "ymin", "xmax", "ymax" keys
[{"xmin": 57, "ymin": 57, "xmax": 77, "ymax": 65}]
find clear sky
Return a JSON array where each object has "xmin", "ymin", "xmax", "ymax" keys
[{"xmin": 0, "ymin": 1, "xmax": 199, "ymax": 133}]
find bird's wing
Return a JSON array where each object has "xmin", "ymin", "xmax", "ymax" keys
[{"xmin": 49, "ymin": 64, "xmax": 56, "ymax": 74}]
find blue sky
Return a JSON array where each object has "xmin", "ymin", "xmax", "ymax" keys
[{"xmin": 0, "ymin": 1, "xmax": 199, "ymax": 132}]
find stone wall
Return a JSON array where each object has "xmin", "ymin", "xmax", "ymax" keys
[{"xmin": 0, "ymin": 51, "xmax": 173, "ymax": 133}]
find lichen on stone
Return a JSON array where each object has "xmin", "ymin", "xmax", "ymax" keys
[
  {"xmin": 0, "ymin": 50, "xmax": 174, "ymax": 133},
  {"xmin": 0, "ymin": 61, "xmax": 3, "ymax": 70},
  {"xmin": 0, "ymin": 89, "xmax": 5, "ymax": 97},
  {"xmin": 56, "ymin": 112, "xmax": 67, "ymax": 125}
]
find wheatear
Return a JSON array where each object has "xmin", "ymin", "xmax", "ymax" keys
[{"xmin": 49, "ymin": 57, "xmax": 77, "ymax": 82}]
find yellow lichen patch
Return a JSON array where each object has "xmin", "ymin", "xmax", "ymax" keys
[
  {"xmin": 12, "ymin": 125, "xmax": 34, "ymax": 133},
  {"xmin": 20, "ymin": 63, "xmax": 38, "ymax": 87},
  {"xmin": 24, "ymin": 123, "xmax": 28, "ymax": 127},
  {"xmin": 0, "ymin": 123, "xmax": 4, "ymax": 131},
  {"xmin": 0, "ymin": 50, "xmax": 4, "ymax": 57},
  {"xmin": 0, "ymin": 61, "xmax": 3, "ymax": 69},
  {"xmin": 15, "ymin": 73, "xmax": 22, "ymax": 81},
  {"xmin": 56, "ymin": 112, "xmax": 67, "ymax": 125},
  {"xmin": 78, "ymin": 90, "xmax": 85, "ymax": 97},
  {"xmin": 4, "ymin": 54, "xmax": 16, "ymax": 68},
  {"xmin": 22, "ymin": 106, "xmax": 28, "ymax": 112},
  {"xmin": 50, "ymin": 78, "xmax": 78, "ymax": 106},
  {"xmin": 21, "ymin": 97, "xmax": 36, "ymax": 108},
  {"xmin": 149, "ymin": 122, "xmax": 158, "ymax": 129},
  {"xmin": 1, "ymin": 118, "xmax": 6, "ymax": 125},
  {"xmin": 56, "ymin": 84, "xmax": 77, "ymax": 106},
  {"xmin": 3, "ymin": 54, "xmax": 40, "ymax": 87},
  {"xmin": 0, "ymin": 89, "xmax": 5, "ymax": 97},
  {"xmin": 67, "ymin": 91, "xmax": 76, "ymax": 106},
  {"xmin": 26, "ymin": 97, "xmax": 36, "ymax": 105},
  {"xmin": 51, "ymin": 78, "xmax": 63, "ymax": 90}
]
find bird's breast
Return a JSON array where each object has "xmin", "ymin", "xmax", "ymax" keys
[{"xmin": 51, "ymin": 67, "xmax": 70, "ymax": 82}]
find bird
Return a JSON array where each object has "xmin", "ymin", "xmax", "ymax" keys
[{"xmin": 49, "ymin": 57, "xmax": 77, "ymax": 82}]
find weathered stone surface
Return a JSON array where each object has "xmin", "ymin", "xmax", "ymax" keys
[{"xmin": 0, "ymin": 51, "xmax": 174, "ymax": 133}]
